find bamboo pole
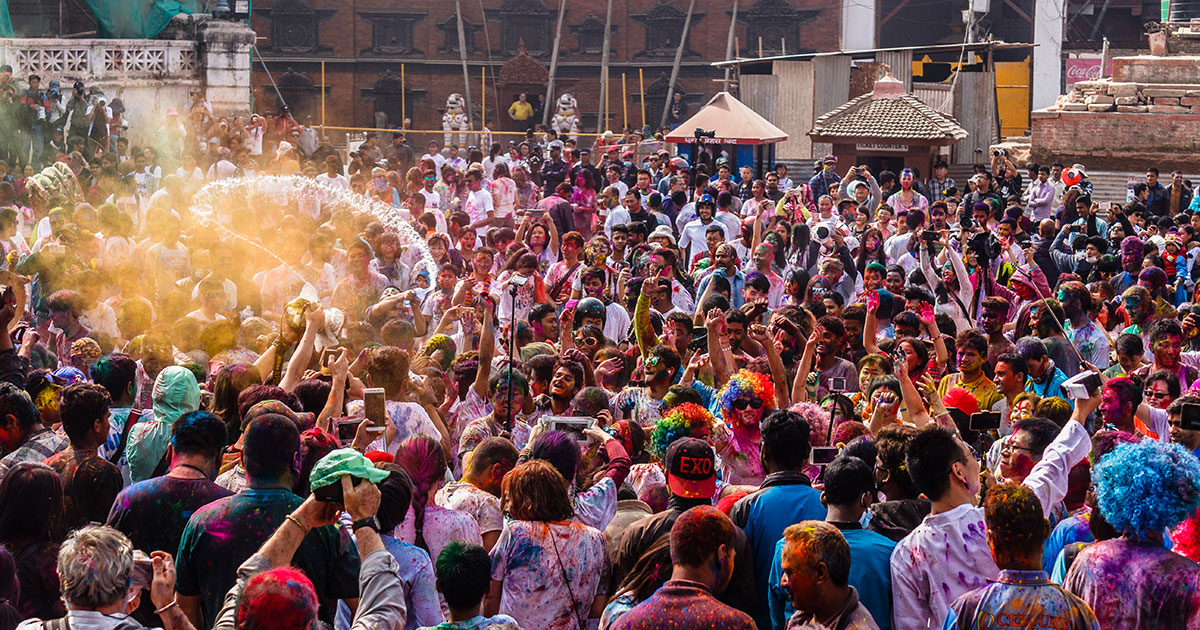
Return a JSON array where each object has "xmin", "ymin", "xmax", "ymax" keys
[
  {"xmin": 320, "ymin": 60, "xmax": 325, "ymax": 131},
  {"xmin": 543, "ymin": 0, "xmax": 567, "ymax": 126},
  {"xmin": 660, "ymin": 0, "xmax": 696, "ymax": 128},
  {"xmin": 454, "ymin": 0, "xmax": 473, "ymax": 131},
  {"xmin": 723, "ymin": 0, "xmax": 739, "ymax": 92},
  {"xmin": 597, "ymin": 0, "xmax": 614, "ymax": 133},
  {"xmin": 400, "ymin": 63, "xmax": 406, "ymax": 126},
  {"xmin": 639, "ymin": 68, "xmax": 645, "ymax": 129},
  {"xmin": 621, "ymin": 73, "xmax": 628, "ymax": 131},
  {"xmin": 481, "ymin": 65, "xmax": 486, "ymax": 131}
]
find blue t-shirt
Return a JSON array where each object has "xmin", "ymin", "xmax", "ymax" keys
[
  {"xmin": 767, "ymin": 525, "xmax": 897, "ymax": 630},
  {"xmin": 729, "ymin": 474, "xmax": 825, "ymax": 629}
]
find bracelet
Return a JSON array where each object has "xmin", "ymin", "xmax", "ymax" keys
[
  {"xmin": 284, "ymin": 514, "xmax": 309, "ymax": 532},
  {"xmin": 155, "ymin": 600, "xmax": 179, "ymax": 615}
]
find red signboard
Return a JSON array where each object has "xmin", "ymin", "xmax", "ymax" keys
[{"xmin": 1065, "ymin": 57, "xmax": 1114, "ymax": 89}]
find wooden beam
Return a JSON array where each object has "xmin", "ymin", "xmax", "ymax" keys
[
  {"xmin": 1003, "ymin": 0, "xmax": 1033, "ymax": 23},
  {"xmin": 880, "ymin": 0, "xmax": 914, "ymax": 27}
]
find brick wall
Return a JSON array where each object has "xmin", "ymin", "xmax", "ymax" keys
[
  {"xmin": 1031, "ymin": 110, "xmax": 1200, "ymax": 171},
  {"xmin": 250, "ymin": 0, "xmax": 842, "ymax": 134}
]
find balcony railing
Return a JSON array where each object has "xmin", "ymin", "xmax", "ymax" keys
[{"xmin": 0, "ymin": 39, "xmax": 198, "ymax": 80}]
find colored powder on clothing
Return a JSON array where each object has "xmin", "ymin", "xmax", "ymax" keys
[{"xmin": 718, "ymin": 369, "xmax": 775, "ymax": 424}]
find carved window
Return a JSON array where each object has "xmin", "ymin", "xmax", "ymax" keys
[
  {"xmin": 438, "ymin": 16, "xmax": 480, "ymax": 54},
  {"xmin": 642, "ymin": 2, "xmax": 688, "ymax": 56},
  {"xmin": 499, "ymin": 0, "xmax": 551, "ymax": 54},
  {"xmin": 262, "ymin": 0, "xmax": 334, "ymax": 54},
  {"xmin": 742, "ymin": 0, "xmax": 819, "ymax": 55},
  {"xmin": 571, "ymin": 14, "xmax": 612, "ymax": 55},
  {"xmin": 359, "ymin": 12, "xmax": 425, "ymax": 56}
]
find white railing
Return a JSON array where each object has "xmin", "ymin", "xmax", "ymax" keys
[{"xmin": 0, "ymin": 39, "xmax": 198, "ymax": 80}]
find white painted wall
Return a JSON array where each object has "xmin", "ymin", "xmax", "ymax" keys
[
  {"xmin": 1033, "ymin": 0, "xmax": 1067, "ymax": 110},
  {"xmin": 842, "ymin": 0, "xmax": 876, "ymax": 51}
]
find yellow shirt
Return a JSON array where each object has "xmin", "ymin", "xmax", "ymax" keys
[
  {"xmin": 938, "ymin": 371, "xmax": 1003, "ymax": 412},
  {"xmin": 508, "ymin": 100, "xmax": 533, "ymax": 121}
]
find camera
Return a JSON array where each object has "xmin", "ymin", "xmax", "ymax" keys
[
  {"xmin": 814, "ymin": 223, "xmax": 834, "ymax": 244},
  {"xmin": 810, "ymin": 446, "xmax": 840, "ymax": 465},
  {"xmin": 829, "ymin": 376, "xmax": 847, "ymax": 392},
  {"xmin": 922, "ymin": 230, "xmax": 939, "ymax": 243},
  {"xmin": 509, "ymin": 274, "xmax": 530, "ymax": 287},
  {"xmin": 969, "ymin": 411, "xmax": 1001, "ymax": 431},
  {"xmin": 967, "ymin": 232, "xmax": 1002, "ymax": 261},
  {"xmin": 993, "ymin": 148, "xmax": 1007, "ymax": 157}
]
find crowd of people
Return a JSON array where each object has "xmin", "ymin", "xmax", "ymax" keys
[{"xmin": 0, "ymin": 75, "xmax": 1198, "ymax": 630}]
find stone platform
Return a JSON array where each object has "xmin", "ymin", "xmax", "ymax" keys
[{"xmin": 1031, "ymin": 53, "xmax": 1200, "ymax": 170}]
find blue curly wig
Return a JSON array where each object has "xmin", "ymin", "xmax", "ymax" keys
[{"xmin": 1095, "ymin": 440, "xmax": 1200, "ymax": 537}]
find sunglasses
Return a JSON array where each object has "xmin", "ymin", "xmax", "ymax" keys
[
  {"xmin": 574, "ymin": 335, "xmax": 598, "ymax": 347},
  {"xmin": 732, "ymin": 398, "xmax": 763, "ymax": 411}
]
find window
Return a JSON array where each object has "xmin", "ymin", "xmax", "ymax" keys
[
  {"xmin": 499, "ymin": 0, "xmax": 551, "ymax": 54},
  {"xmin": 358, "ymin": 12, "xmax": 425, "ymax": 56},
  {"xmin": 438, "ymin": 15, "xmax": 480, "ymax": 54},
  {"xmin": 633, "ymin": 1, "xmax": 703, "ymax": 58},
  {"xmin": 261, "ymin": 0, "xmax": 335, "ymax": 54},
  {"xmin": 571, "ymin": 14, "xmax": 611, "ymax": 55}
]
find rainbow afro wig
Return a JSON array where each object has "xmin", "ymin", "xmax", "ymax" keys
[
  {"xmin": 649, "ymin": 402, "xmax": 716, "ymax": 457},
  {"xmin": 1095, "ymin": 439, "xmax": 1200, "ymax": 537},
  {"xmin": 718, "ymin": 369, "xmax": 776, "ymax": 425},
  {"xmin": 422, "ymin": 334, "xmax": 457, "ymax": 369}
]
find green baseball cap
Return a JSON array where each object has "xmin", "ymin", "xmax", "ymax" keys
[{"xmin": 309, "ymin": 448, "xmax": 389, "ymax": 491}]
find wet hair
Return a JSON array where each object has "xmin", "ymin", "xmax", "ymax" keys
[
  {"xmin": 501, "ymin": 460, "xmax": 574, "ymax": 522},
  {"xmin": 760, "ymin": 409, "xmax": 812, "ymax": 469},
  {"xmin": 670, "ymin": 505, "xmax": 736, "ymax": 567},
  {"xmin": 395, "ymin": 434, "xmax": 448, "ymax": 553}
]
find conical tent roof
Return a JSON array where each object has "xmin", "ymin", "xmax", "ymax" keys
[{"xmin": 663, "ymin": 92, "xmax": 788, "ymax": 145}]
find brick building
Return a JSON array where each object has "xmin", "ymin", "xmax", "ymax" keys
[{"xmin": 249, "ymin": 0, "xmax": 843, "ymax": 136}]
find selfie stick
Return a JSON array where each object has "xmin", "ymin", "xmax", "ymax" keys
[{"xmin": 507, "ymin": 286, "xmax": 518, "ymax": 429}]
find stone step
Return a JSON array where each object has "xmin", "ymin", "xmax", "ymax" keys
[{"xmin": 1112, "ymin": 55, "xmax": 1200, "ymax": 84}]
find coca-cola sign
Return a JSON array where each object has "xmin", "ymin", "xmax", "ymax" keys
[{"xmin": 1065, "ymin": 58, "xmax": 1114, "ymax": 89}]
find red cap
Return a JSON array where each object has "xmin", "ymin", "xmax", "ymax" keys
[
  {"xmin": 942, "ymin": 387, "xmax": 979, "ymax": 416},
  {"xmin": 666, "ymin": 438, "xmax": 716, "ymax": 499}
]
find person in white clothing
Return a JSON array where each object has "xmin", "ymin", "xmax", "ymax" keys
[
  {"xmin": 889, "ymin": 368, "xmax": 1095, "ymax": 630},
  {"xmin": 314, "ymin": 155, "xmax": 349, "ymax": 190}
]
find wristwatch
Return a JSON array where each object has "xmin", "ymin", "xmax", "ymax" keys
[{"xmin": 352, "ymin": 516, "xmax": 381, "ymax": 533}]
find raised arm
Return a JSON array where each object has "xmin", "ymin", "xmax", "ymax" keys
[
  {"xmin": 863, "ymin": 291, "xmax": 881, "ymax": 356},
  {"xmin": 749, "ymin": 323, "xmax": 788, "ymax": 408},
  {"xmin": 471, "ymin": 300, "xmax": 496, "ymax": 398},
  {"xmin": 704, "ymin": 308, "xmax": 732, "ymax": 388},
  {"xmin": 791, "ymin": 327, "xmax": 819, "ymax": 405},
  {"xmin": 280, "ymin": 308, "xmax": 324, "ymax": 392}
]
